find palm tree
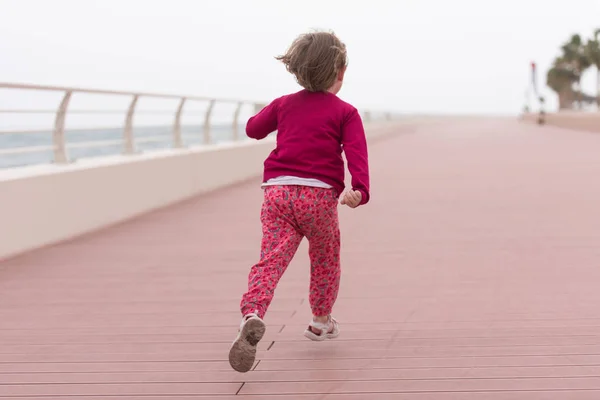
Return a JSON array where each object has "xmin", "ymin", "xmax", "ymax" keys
[
  {"xmin": 560, "ymin": 34, "xmax": 592, "ymax": 108},
  {"xmin": 547, "ymin": 57, "xmax": 578, "ymax": 110},
  {"xmin": 545, "ymin": 32, "xmax": 600, "ymax": 110},
  {"xmin": 585, "ymin": 29, "xmax": 600, "ymax": 108}
]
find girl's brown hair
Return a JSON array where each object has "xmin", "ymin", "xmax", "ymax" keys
[{"xmin": 276, "ymin": 30, "xmax": 347, "ymax": 92}]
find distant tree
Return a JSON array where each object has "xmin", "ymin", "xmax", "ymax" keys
[
  {"xmin": 584, "ymin": 29, "xmax": 600, "ymax": 108},
  {"xmin": 546, "ymin": 32, "xmax": 598, "ymax": 110}
]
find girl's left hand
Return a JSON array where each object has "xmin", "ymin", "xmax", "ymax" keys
[{"xmin": 340, "ymin": 190, "xmax": 362, "ymax": 208}]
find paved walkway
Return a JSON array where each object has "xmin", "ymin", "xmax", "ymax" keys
[{"xmin": 1, "ymin": 118, "xmax": 600, "ymax": 399}]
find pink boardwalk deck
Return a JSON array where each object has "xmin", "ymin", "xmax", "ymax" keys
[{"xmin": 1, "ymin": 118, "xmax": 600, "ymax": 399}]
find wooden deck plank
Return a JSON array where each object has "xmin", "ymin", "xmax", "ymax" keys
[{"xmin": 1, "ymin": 119, "xmax": 600, "ymax": 398}]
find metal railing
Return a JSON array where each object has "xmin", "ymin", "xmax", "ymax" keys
[{"xmin": 0, "ymin": 82, "xmax": 395, "ymax": 168}]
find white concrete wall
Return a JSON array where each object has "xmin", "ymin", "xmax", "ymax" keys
[{"xmin": 0, "ymin": 123, "xmax": 399, "ymax": 260}]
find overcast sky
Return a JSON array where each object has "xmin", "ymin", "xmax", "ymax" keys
[{"xmin": 1, "ymin": 0, "xmax": 599, "ymax": 116}]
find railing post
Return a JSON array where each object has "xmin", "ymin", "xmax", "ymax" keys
[
  {"xmin": 123, "ymin": 95, "xmax": 139, "ymax": 154},
  {"xmin": 173, "ymin": 97, "xmax": 186, "ymax": 148},
  {"xmin": 253, "ymin": 103, "xmax": 266, "ymax": 114},
  {"xmin": 232, "ymin": 102, "xmax": 243, "ymax": 141},
  {"xmin": 52, "ymin": 90, "xmax": 72, "ymax": 164},
  {"xmin": 203, "ymin": 99, "xmax": 215, "ymax": 145}
]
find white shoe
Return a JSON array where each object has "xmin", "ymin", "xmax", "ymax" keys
[
  {"xmin": 228, "ymin": 313, "xmax": 266, "ymax": 373},
  {"xmin": 303, "ymin": 315, "xmax": 340, "ymax": 341}
]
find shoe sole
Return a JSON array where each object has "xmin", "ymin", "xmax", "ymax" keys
[{"xmin": 228, "ymin": 318, "xmax": 266, "ymax": 373}]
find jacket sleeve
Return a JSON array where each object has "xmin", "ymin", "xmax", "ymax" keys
[
  {"xmin": 246, "ymin": 97, "xmax": 281, "ymax": 140},
  {"xmin": 341, "ymin": 108, "xmax": 370, "ymax": 205}
]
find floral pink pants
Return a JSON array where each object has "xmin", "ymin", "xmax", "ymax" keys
[{"xmin": 240, "ymin": 185, "xmax": 341, "ymax": 319}]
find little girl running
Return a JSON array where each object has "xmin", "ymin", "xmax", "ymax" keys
[{"xmin": 228, "ymin": 30, "xmax": 370, "ymax": 373}]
